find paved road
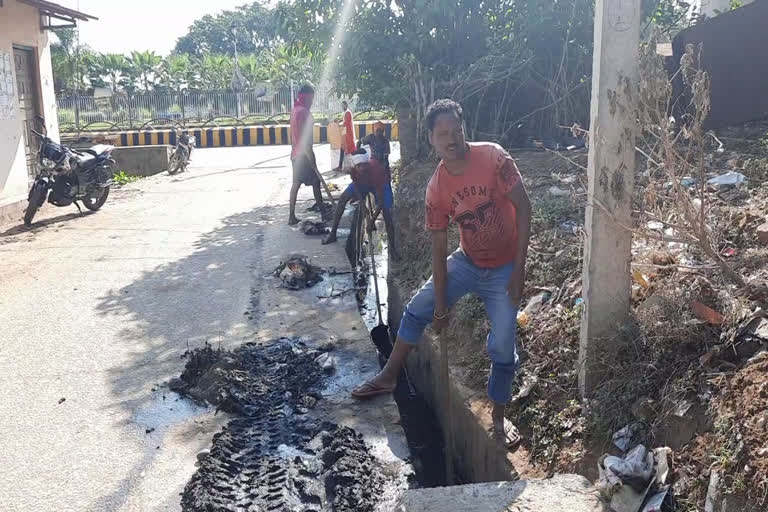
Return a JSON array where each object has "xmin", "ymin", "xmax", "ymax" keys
[{"xmin": 0, "ymin": 144, "xmax": 395, "ymax": 511}]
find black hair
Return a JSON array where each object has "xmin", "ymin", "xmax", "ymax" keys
[
  {"xmin": 426, "ymin": 99, "xmax": 463, "ymax": 132},
  {"xmin": 298, "ymin": 84, "xmax": 315, "ymax": 95},
  {"xmin": 341, "ymin": 100, "xmax": 348, "ymax": 107}
]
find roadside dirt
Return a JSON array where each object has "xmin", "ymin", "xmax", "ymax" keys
[
  {"xmin": 392, "ymin": 142, "xmax": 768, "ymax": 510},
  {"xmin": 172, "ymin": 339, "xmax": 386, "ymax": 512}
]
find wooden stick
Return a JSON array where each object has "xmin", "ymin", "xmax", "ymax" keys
[
  {"xmin": 440, "ymin": 333, "xmax": 454, "ymax": 484},
  {"xmin": 367, "ymin": 196, "xmax": 384, "ymax": 326},
  {"xmin": 313, "ymin": 163, "xmax": 337, "ymax": 208},
  {"xmin": 309, "ymin": 150, "xmax": 336, "ymax": 208}
]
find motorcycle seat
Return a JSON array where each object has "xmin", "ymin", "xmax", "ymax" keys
[
  {"xmin": 82, "ymin": 145, "xmax": 114, "ymax": 157},
  {"xmin": 74, "ymin": 153, "xmax": 101, "ymax": 170},
  {"xmin": 75, "ymin": 145, "xmax": 114, "ymax": 168},
  {"xmin": 75, "ymin": 153, "xmax": 95, "ymax": 164}
]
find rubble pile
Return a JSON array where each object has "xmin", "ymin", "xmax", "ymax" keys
[
  {"xmin": 273, "ymin": 254, "xmax": 324, "ymax": 290},
  {"xmin": 301, "ymin": 220, "xmax": 330, "ymax": 236}
]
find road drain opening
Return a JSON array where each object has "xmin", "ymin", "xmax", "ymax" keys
[
  {"xmin": 347, "ymin": 209, "xmax": 455, "ymax": 488},
  {"xmin": 173, "ymin": 340, "xmax": 386, "ymax": 511}
]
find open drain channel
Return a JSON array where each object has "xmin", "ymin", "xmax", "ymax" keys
[
  {"xmin": 347, "ymin": 207, "xmax": 453, "ymax": 488},
  {"xmin": 173, "ymin": 341, "xmax": 386, "ymax": 511}
]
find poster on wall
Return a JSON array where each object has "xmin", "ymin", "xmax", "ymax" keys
[{"xmin": 0, "ymin": 50, "xmax": 16, "ymax": 120}]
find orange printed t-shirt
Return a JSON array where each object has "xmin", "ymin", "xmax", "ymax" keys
[{"xmin": 425, "ymin": 142, "xmax": 523, "ymax": 268}]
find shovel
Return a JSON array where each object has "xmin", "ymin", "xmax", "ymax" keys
[
  {"xmin": 308, "ymin": 152, "xmax": 337, "ymax": 208},
  {"xmin": 439, "ymin": 328, "xmax": 454, "ymax": 484},
  {"xmin": 366, "ymin": 196, "xmax": 393, "ymax": 358}
]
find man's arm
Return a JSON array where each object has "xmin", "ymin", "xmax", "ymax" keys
[
  {"xmin": 425, "ymin": 177, "xmax": 450, "ymax": 329},
  {"xmin": 506, "ymin": 181, "xmax": 532, "ymax": 306},
  {"xmin": 431, "ymin": 229, "xmax": 449, "ymax": 332}
]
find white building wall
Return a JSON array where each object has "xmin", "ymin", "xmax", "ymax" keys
[{"xmin": 0, "ymin": 0, "xmax": 59, "ymax": 203}]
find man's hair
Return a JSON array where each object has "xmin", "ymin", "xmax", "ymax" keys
[
  {"xmin": 298, "ymin": 84, "xmax": 315, "ymax": 95},
  {"xmin": 341, "ymin": 100, "xmax": 348, "ymax": 107},
  {"xmin": 426, "ymin": 99, "xmax": 463, "ymax": 132}
]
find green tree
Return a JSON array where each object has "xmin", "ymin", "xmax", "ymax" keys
[
  {"xmin": 263, "ymin": 44, "xmax": 322, "ymax": 88},
  {"xmin": 50, "ymin": 28, "xmax": 93, "ymax": 94},
  {"xmin": 83, "ymin": 52, "xmax": 106, "ymax": 90},
  {"xmin": 279, "ymin": 0, "xmax": 700, "ymax": 151},
  {"xmin": 174, "ymin": 3, "xmax": 279, "ymax": 58},
  {"xmin": 97, "ymin": 53, "xmax": 127, "ymax": 92},
  {"xmin": 127, "ymin": 50, "xmax": 163, "ymax": 92},
  {"xmin": 198, "ymin": 54, "xmax": 233, "ymax": 89},
  {"xmin": 642, "ymin": 0, "xmax": 697, "ymax": 35},
  {"xmin": 238, "ymin": 53, "xmax": 268, "ymax": 85},
  {"xmin": 160, "ymin": 54, "xmax": 192, "ymax": 92}
]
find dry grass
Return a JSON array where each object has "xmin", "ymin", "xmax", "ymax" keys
[{"xmin": 391, "ymin": 123, "xmax": 768, "ymax": 509}]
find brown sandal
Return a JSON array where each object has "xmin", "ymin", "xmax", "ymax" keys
[
  {"xmin": 351, "ymin": 380, "xmax": 396, "ymax": 400},
  {"xmin": 491, "ymin": 418, "xmax": 522, "ymax": 449}
]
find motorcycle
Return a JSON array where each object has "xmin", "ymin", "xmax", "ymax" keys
[
  {"xmin": 24, "ymin": 127, "xmax": 114, "ymax": 226},
  {"xmin": 168, "ymin": 135, "xmax": 195, "ymax": 175}
]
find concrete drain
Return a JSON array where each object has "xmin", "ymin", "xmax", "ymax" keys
[{"xmin": 174, "ymin": 340, "xmax": 385, "ymax": 511}]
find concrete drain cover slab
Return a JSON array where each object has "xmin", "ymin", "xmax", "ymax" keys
[{"xmin": 395, "ymin": 474, "xmax": 607, "ymax": 512}]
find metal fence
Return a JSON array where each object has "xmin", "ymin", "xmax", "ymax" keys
[{"xmin": 56, "ymin": 83, "xmax": 361, "ymax": 132}]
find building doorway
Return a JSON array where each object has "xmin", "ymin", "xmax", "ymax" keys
[{"xmin": 13, "ymin": 46, "xmax": 40, "ymax": 183}]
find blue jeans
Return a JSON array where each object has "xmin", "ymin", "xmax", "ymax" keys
[
  {"xmin": 345, "ymin": 182, "xmax": 394, "ymax": 209},
  {"xmin": 398, "ymin": 250, "xmax": 520, "ymax": 404}
]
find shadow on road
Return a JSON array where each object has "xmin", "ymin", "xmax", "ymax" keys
[
  {"xmin": 0, "ymin": 211, "xmax": 95, "ymax": 238},
  {"xmin": 87, "ymin": 189, "xmax": 345, "ymax": 508},
  {"xmin": 95, "ymin": 205, "xmax": 282, "ymax": 408},
  {"xmin": 90, "ymin": 204, "xmax": 286, "ymax": 508},
  {"xmin": 174, "ymin": 152, "xmax": 292, "ymax": 182}
]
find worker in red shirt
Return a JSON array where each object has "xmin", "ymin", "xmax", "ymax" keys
[
  {"xmin": 351, "ymin": 99, "xmax": 532, "ymax": 449},
  {"xmin": 333, "ymin": 101, "xmax": 357, "ymax": 172},
  {"xmin": 322, "ymin": 124, "xmax": 399, "ymax": 260},
  {"xmin": 288, "ymin": 84, "xmax": 326, "ymax": 225}
]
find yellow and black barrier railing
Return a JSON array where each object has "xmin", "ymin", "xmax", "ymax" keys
[{"xmin": 93, "ymin": 121, "xmax": 398, "ymax": 148}]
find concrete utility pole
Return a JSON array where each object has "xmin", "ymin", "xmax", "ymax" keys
[{"xmin": 579, "ymin": 0, "xmax": 641, "ymax": 396}]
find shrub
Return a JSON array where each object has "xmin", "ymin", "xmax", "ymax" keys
[
  {"xmin": 112, "ymin": 170, "xmax": 141, "ymax": 186},
  {"xmin": 58, "ymin": 108, "xmax": 76, "ymax": 126}
]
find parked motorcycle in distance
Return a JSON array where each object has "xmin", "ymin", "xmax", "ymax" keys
[
  {"xmin": 24, "ymin": 124, "xmax": 115, "ymax": 226},
  {"xmin": 168, "ymin": 132, "xmax": 195, "ymax": 175}
]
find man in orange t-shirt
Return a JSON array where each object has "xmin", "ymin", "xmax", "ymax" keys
[{"xmin": 351, "ymin": 99, "xmax": 532, "ymax": 449}]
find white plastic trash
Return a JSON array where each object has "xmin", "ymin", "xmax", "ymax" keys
[
  {"xmin": 350, "ymin": 145, "xmax": 371, "ymax": 166},
  {"xmin": 707, "ymin": 171, "xmax": 747, "ymax": 187},
  {"xmin": 603, "ymin": 445, "xmax": 654, "ymax": 482},
  {"xmin": 549, "ymin": 186, "xmax": 571, "ymax": 197},
  {"xmin": 330, "ymin": 148, "xmax": 342, "ymax": 169}
]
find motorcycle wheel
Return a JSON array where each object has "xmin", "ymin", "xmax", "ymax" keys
[
  {"xmin": 168, "ymin": 153, "xmax": 182, "ymax": 175},
  {"xmin": 24, "ymin": 181, "xmax": 47, "ymax": 226},
  {"xmin": 83, "ymin": 186, "xmax": 110, "ymax": 211}
]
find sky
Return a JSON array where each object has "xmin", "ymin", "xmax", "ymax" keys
[{"xmin": 58, "ymin": 0, "xmax": 251, "ymax": 56}]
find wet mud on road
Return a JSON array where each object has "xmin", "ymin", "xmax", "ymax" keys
[{"xmin": 173, "ymin": 340, "xmax": 388, "ymax": 511}]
